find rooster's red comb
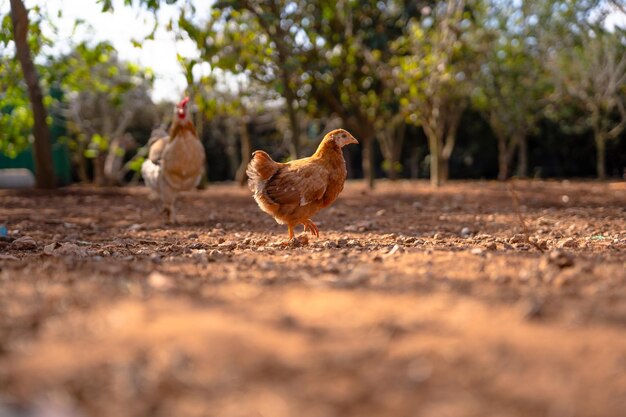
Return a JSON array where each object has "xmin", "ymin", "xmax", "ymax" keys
[{"xmin": 178, "ymin": 96, "xmax": 190, "ymax": 108}]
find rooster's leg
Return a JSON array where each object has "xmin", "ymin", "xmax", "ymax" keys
[
  {"xmin": 288, "ymin": 224, "xmax": 295, "ymax": 240},
  {"xmin": 168, "ymin": 204, "xmax": 176, "ymax": 223},
  {"xmin": 161, "ymin": 187, "xmax": 177, "ymax": 224},
  {"xmin": 162, "ymin": 203, "xmax": 176, "ymax": 223}
]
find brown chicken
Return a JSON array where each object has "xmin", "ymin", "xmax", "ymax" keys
[
  {"xmin": 141, "ymin": 97, "xmax": 205, "ymax": 223},
  {"xmin": 247, "ymin": 129, "xmax": 358, "ymax": 240}
]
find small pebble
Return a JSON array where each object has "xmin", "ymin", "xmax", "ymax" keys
[
  {"xmin": 11, "ymin": 235, "xmax": 37, "ymax": 250},
  {"xmin": 470, "ymin": 247, "xmax": 484, "ymax": 256},
  {"xmin": 547, "ymin": 250, "xmax": 575, "ymax": 268}
]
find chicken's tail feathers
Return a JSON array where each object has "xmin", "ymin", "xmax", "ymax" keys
[
  {"xmin": 247, "ymin": 151, "xmax": 279, "ymax": 180},
  {"xmin": 141, "ymin": 159, "xmax": 161, "ymax": 192},
  {"xmin": 247, "ymin": 150, "xmax": 279, "ymax": 192}
]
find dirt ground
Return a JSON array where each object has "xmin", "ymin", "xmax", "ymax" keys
[{"xmin": 0, "ymin": 180, "xmax": 625, "ymax": 417}]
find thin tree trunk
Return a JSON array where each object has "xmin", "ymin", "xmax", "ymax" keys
[
  {"xmin": 379, "ymin": 135, "xmax": 398, "ymax": 181},
  {"xmin": 427, "ymin": 134, "xmax": 441, "ymax": 187},
  {"xmin": 386, "ymin": 164, "xmax": 398, "ymax": 180},
  {"xmin": 496, "ymin": 131, "xmax": 520, "ymax": 181},
  {"xmin": 517, "ymin": 135, "xmax": 528, "ymax": 178},
  {"xmin": 497, "ymin": 134, "xmax": 509, "ymax": 181},
  {"xmin": 378, "ymin": 118, "xmax": 405, "ymax": 181},
  {"xmin": 390, "ymin": 122, "xmax": 406, "ymax": 181},
  {"xmin": 439, "ymin": 155, "xmax": 450, "ymax": 183},
  {"xmin": 10, "ymin": 0, "xmax": 56, "ymax": 189},
  {"xmin": 595, "ymin": 132, "xmax": 607, "ymax": 179},
  {"xmin": 440, "ymin": 104, "xmax": 464, "ymax": 183},
  {"xmin": 94, "ymin": 154, "xmax": 107, "ymax": 186},
  {"xmin": 362, "ymin": 135, "xmax": 375, "ymax": 189},
  {"xmin": 235, "ymin": 117, "xmax": 251, "ymax": 186}
]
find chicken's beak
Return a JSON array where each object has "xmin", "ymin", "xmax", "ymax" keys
[{"xmin": 348, "ymin": 136, "xmax": 359, "ymax": 145}]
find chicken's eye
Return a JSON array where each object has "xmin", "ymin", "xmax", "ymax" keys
[{"xmin": 341, "ymin": 134, "xmax": 346, "ymax": 138}]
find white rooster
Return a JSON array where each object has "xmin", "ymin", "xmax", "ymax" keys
[{"xmin": 141, "ymin": 97, "xmax": 205, "ymax": 223}]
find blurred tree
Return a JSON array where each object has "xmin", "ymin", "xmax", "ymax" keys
[
  {"xmin": 51, "ymin": 41, "xmax": 157, "ymax": 185},
  {"xmin": 395, "ymin": 0, "xmax": 481, "ymax": 187},
  {"xmin": 299, "ymin": 0, "xmax": 418, "ymax": 186},
  {"xmin": 472, "ymin": 1, "xmax": 550, "ymax": 180},
  {"xmin": 180, "ymin": 0, "xmax": 306, "ymax": 160},
  {"xmin": 5, "ymin": 0, "xmax": 56, "ymax": 188},
  {"xmin": 548, "ymin": 29, "xmax": 626, "ymax": 179},
  {"xmin": 197, "ymin": 72, "xmax": 280, "ymax": 185}
]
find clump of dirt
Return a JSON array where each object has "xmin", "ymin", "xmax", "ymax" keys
[{"xmin": 0, "ymin": 180, "xmax": 625, "ymax": 417}]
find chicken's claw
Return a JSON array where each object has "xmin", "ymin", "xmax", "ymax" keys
[{"xmin": 303, "ymin": 220, "xmax": 320, "ymax": 238}]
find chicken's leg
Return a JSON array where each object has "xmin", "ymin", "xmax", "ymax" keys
[
  {"xmin": 165, "ymin": 204, "xmax": 176, "ymax": 223},
  {"xmin": 288, "ymin": 224, "xmax": 295, "ymax": 240},
  {"xmin": 160, "ymin": 181, "xmax": 178, "ymax": 224}
]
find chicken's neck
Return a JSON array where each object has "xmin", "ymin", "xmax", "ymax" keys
[
  {"xmin": 169, "ymin": 120, "xmax": 197, "ymax": 140},
  {"xmin": 313, "ymin": 141, "xmax": 343, "ymax": 161}
]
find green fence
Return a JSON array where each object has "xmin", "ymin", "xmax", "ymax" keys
[{"xmin": 0, "ymin": 143, "xmax": 72, "ymax": 185}]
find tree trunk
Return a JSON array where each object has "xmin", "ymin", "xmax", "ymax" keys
[
  {"xmin": 235, "ymin": 117, "xmax": 251, "ymax": 186},
  {"xmin": 10, "ymin": 0, "xmax": 56, "ymax": 189},
  {"xmin": 386, "ymin": 163, "xmax": 398, "ymax": 180},
  {"xmin": 495, "ymin": 132, "xmax": 516, "ymax": 181},
  {"xmin": 379, "ymin": 137, "xmax": 398, "ymax": 181},
  {"xmin": 439, "ymin": 155, "xmax": 450, "ymax": 183},
  {"xmin": 595, "ymin": 132, "xmax": 606, "ymax": 179},
  {"xmin": 427, "ymin": 134, "xmax": 441, "ymax": 187},
  {"xmin": 362, "ymin": 135, "xmax": 375, "ymax": 189},
  {"xmin": 93, "ymin": 154, "xmax": 107, "ymax": 186},
  {"xmin": 378, "ymin": 119, "xmax": 405, "ymax": 181},
  {"xmin": 497, "ymin": 136, "xmax": 509, "ymax": 181},
  {"xmin": 517, "ymin": 135, "xmax": 528, "ymax": 178}
]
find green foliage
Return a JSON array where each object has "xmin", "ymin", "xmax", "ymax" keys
[{"xmin": 0, "ymin": 4, "xmax": 54, "ymax": 157}]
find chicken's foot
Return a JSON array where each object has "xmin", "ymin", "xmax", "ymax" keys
[
  {"xmin": 163, "ymin": 205, "xmax": 177, "ymax": 224},
  {"xmin": 302, "ymin": 219, "xmax": 320, "ymax": 238},
  {"xmin": 275, "ymin": 224, "xmax": 307, "ymax": 247}
]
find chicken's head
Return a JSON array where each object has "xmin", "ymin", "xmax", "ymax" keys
[
  {"xmin": 176, "ymin": 96, "xmax": 191, "ymax": 120},
  {"xmin": 326, "ymin": 129, "xmax": 359, "ymax": 148}
]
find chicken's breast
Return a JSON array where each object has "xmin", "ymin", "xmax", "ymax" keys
[{"xmin": 161, "ymin": 131, "xmax": 205, "ymax": 191}]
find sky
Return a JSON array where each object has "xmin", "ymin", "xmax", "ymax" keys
[{"xmin": 2, "ymin": 0, "xmax": 625, "ymax": 104}]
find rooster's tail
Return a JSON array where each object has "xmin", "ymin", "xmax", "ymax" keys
[
  {"xmin": 141, "ymin": 159, "xmax": 161, "ymax": 192},
  {"xmin": 246, "ymin": 150, "xmax": 279, "ymax": 193}
]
